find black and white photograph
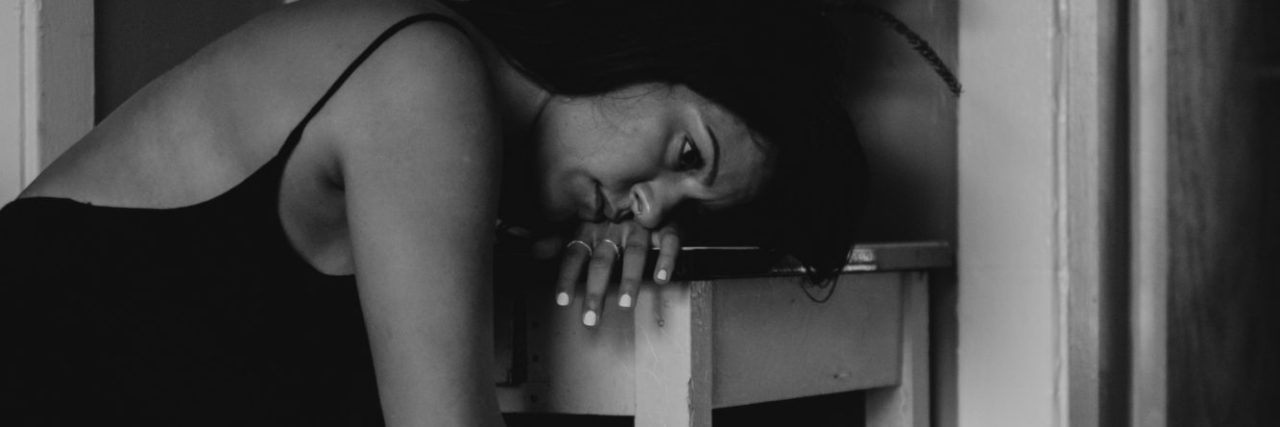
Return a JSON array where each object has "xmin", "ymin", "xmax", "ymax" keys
[{"xmin": 1, "ymin": 0, "xmax": 1276, "ymax": 426}]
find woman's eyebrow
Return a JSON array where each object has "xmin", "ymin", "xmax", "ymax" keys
[{"xmin": 703, "ymin": 123, "xmax": 721, "ymax": 187}]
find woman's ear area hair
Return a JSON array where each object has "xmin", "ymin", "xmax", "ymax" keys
[
  {"xmin": 680, "ymin": 98, "xmax": 868, "ymax": 285},
  {"xmin": 766, "ymin": 99, "xmax": 868, "ymax": 285}
]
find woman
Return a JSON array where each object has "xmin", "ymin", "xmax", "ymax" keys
[{"xmin": 1, "ymin": 0, "xmax": 870, "ymax": 424}]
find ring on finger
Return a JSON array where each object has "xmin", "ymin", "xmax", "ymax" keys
[
  {"xmin": 566, "ymin": 239, "xmax": 593, "ymax": 256},
  {"xmin": 598, "ymin": 238, "xmax": 622, "ymax": 260}
]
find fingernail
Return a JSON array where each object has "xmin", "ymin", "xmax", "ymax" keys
[
  {"xmin": 556, "ymin": 292, "xmax": 570, "ymax": 306},
  {"xmin": 619, "ymin": 294, "xmax": 633, "ymax": 308},
  {"xmin": 583, "ymin": 310, "xmax": 598, "ymax": 327},
  {"xmin": 656, "ymin": 269, "xmax": 668, "ymax": 282}
]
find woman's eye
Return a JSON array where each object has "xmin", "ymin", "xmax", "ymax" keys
[{"xmin": 677, "ymin": 137, "xmax": 705, "ymax": 171}]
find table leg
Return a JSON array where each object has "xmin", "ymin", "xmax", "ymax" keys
[
  {"xmin": 867, "ymin": 272, "xmax": 931, "ymax": 427},
  {"xmin": 634, "ymin": 281, "xmax": 714, "ymax": 427}
]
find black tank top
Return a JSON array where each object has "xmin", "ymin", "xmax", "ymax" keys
[{"xmin": 0, "ymin": 13, "xmax": 464, "ymax": 426}]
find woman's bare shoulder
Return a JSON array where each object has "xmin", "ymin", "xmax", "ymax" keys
[
  {"xmin": 277, "ymin": 0, "xmax": 500, "ymax": 275},
  {"xmin": 19, "ymin": 0, "xmax": 476, "ymax": 207},
  {"xmin": 318, "ymin": 5, "xmax": 499, "ymax": 181}
]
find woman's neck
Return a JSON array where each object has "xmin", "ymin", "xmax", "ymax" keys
[
  {"xmin": 478, "ymin": 42, "xmax": 550, "ymax": 144},
  {"xmin": 473, "ymin": 35, "xmax": 556, "ymax": 233}
]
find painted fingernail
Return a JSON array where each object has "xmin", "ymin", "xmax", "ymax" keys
[
  {"xmin": 556, "ymin": 292, "xmax": 570, "ymax": 306},
  {"xmin": 619, "ymin": 294, "xmax": 633, "ymax": 308},
  {"xmin": 583, "ymin": 310, "xmax": 598, "ymax": 327},
  {"xmin": 656, "ymin": 269, "xmax": 668, "ymax": 282}
]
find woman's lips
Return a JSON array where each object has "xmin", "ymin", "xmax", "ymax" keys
[{"xmin": 583, "ymin": 183, "xmax": 605, "ymax": 222}]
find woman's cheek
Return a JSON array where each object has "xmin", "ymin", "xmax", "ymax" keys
[{"xmin": 539, "ymin": 170, "xmax": 578, "ymax": 222}]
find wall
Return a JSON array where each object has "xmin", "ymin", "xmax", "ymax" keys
[
  {"xmin": 956, "ymin": 0, "xmax": 1062, "ymax": 425},
  {"xmin": 0, "ymin": 3, "xmax": 26, "ymax": 201},
  {"xmin": 95, "ymin": 0, "xmax": 280, "ymax": 120},
  {"xmin": 850, "ymin": 1, "xmax": 958, "ymax": 244}
]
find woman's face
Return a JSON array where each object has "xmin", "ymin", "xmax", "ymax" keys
[{"xmin": 530, "ymin": 84, "xmax": 770, "ymax": 229}]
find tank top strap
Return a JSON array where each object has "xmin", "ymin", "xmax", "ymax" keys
[{"xmin": 276, "ymin": 13, "xmax": 470, "ymax": 159}]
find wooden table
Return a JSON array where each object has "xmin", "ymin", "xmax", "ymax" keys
[{"xmin": 492, "ymin": 242, "xmax": 951, "ymax": 427}]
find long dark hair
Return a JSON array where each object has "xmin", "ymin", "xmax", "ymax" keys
[{"xmin": 450, "ymin": 0, "xmax": 869, "ymax": 283}]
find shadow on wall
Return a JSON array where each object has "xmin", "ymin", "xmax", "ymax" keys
[
  {"xmin": 842, "ymin": 0, "xmax": 958, "ymax": 244},
  {"xmin": 95, "ymin": 0, "xmax": 282, "ymax": 121}
]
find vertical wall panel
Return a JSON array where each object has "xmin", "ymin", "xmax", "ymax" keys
[
  {"xmin": 1, "ymin": 2, "xmax": 25, "ymax": 201},
  {"xmin": 1061, "ymin": 1, "xmax": 1129, "ymax": 426},
  {"xmin": 956, "ymin": 0, "xmax": 1061, "ymax": 425}
]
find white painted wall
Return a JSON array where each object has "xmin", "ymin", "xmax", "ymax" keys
[
  {"xmin": 1130, "ymin": 0, "xmax": 1167, "ymax": 424},
  {"xmin": 0, "ymin": 0, "xmax": 93, "ymax": 203},
  {"xmin": 956, "ymin": 0, "xmax": 1064, "ymax": 426},
  {"xmin": 1, "ymin": 1, "xmax": 28, "ymax": 202}
]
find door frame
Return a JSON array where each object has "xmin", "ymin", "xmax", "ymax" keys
[
  {"xmin": 956, "ymin": 0, "xmax": 1131, "ymax": 426},
  {"xmin": 0, "ymin": 0, "xmax": 93, "ymax": 202}
]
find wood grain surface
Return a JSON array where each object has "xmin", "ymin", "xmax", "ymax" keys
[{"xmin": 1166, "ymin": 0, "xmax": 1280, "ymax": 425}]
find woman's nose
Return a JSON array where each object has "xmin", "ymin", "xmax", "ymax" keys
[{"xmin": 627, "ymin": 182, "xmax": 676, "ymax": 229}]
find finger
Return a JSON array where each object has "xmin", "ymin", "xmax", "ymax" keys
[
  {"xmin": 653, "ymin": 230, "xmax": 681, "ymax": 284},
  {"xmin": 581, "ymin": 237, "xmax": 620, "ymax": 327},
  {"xmin": 617, "ymin": 226, "xmax": 651, "ymax": 310},
  {"xmin": 555, "ymin": 240, "xmax": 592, "ymax": 307}
]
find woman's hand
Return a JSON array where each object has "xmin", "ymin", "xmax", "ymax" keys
[{"xmin": 553, "ymin": 221, "xmax": 681, "ymax": 327}]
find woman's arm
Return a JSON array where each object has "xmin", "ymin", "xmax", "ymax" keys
[{"xmin": 331, "ymin": 22, "xmax": 505, "ymax": 427}]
